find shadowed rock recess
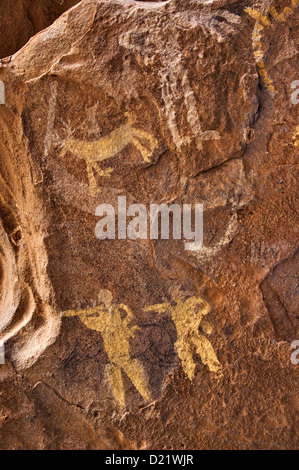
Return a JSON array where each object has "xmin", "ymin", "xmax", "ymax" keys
[
  {"xmin": 0, "ymin": 0, "xmax": 298, "ymax": 450},
  {"xmin": 0, "ymin": 0, "xmax": 81, "ymax": 58}
]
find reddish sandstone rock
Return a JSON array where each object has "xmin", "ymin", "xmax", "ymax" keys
[
  {"xmin": 0, "ymin": 0, "xmax": 298, "ymax": 450},
  {"xmin": 0, "ymin": 0, "xmax": 80, "ymax": 58}
]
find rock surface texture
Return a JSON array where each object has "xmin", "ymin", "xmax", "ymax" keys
[
  {"xmin": 0, "ymin": 0, "xmax": 298, "ymax": 450},
  {"xmin": 0, "ymin": 0, "xmax": 81, "ymax": 58}
]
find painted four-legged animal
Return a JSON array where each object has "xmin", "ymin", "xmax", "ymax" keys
[{"xmin": 60, "ymin": 112, "xmax": 158, "ymax": 196}]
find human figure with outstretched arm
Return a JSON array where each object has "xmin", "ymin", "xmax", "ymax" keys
[
  {"xmin": 63, "ymin": 290, "xmax": 151, "ymax": 409},
  {"xmin": 144, "ymin": 288, "xmax": 222, "ymax": 381}
]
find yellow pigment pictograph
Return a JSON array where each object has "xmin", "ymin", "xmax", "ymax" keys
[
  {"xmin": 144, "ymin": 288, "xmax": 222, "ymax": 381},
  {"xmin": 292, "ymin": 125, "xmax": 299, "ymax": 146},
  {"xmin": 60, "ymin": 111, "xmax": 158, "ymax": 196},
  {"xmin": 245, "ymin": 1, "xmax": 299, "ymax": 93},
  {"xmin": 63, "ymin": 290, "xmax": 151, "ymax": 409}
]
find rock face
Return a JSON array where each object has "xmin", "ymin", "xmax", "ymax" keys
[
  {"xmin": 0, "ymin": 0, "xmax": 298, "ymax": 450},
  {"xmin": 0, "ymin": 0, "xmax": 80, "ymax": 58}
]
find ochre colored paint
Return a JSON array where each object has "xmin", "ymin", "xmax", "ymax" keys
[
  {"xmin": 63, "ymin": 290, "xmax": 151, "ymax": 409},
  {"xmin": 144, "ymin": 291, "xmax": 222, "ymax": 381},
  {"xmin": 245, "ymin": 1, "xmax": 298, "ymax": 94},
  {"xmin": 60, "ymin": 112, "xmax": 158, "ymax": 196},
  {"xmin": 292, "ymin": 125, "xmax": 299, "ymax": 147}
]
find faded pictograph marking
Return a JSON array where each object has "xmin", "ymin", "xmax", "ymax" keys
[
  {"xmin": 63, "ymin": 290, "xmax": 151, "ymax": 409},
  {"xmin": 60, "ymin": 111, "xmax": 158, "ymax": 196},
  {"xmin": 245, "ymin": 1, "xmax": 299, "ymax": 93},
  {"xmin": 159, "ymin": 44, "xmax": 220, "ymax": 151},
  {"xmin": 44, "ymin": 81, "xmax": 58, "ymax": 158},
  {"xmin": 144, "ymin": 287, "xmax": 222, "ymax": 381},
  {"xmin": 292, "ymin": 125, "xmax": 299, "ymax": 146},
  {"xmin": 245, "ymin": 7, "xmax": 274, "ymax": 93},
  {"xmin": 195, "ymin": 212, "xmax": 238, "ymax": 259},
  {"xmin": 290, "ymin": 81, "xmax": 299, "ymax": 146},
  {"xmin": 120, "ymin": 30, "xmax": 220, "ymax": 151}
]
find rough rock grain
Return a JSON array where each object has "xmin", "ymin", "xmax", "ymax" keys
[
  {"xmin": 0, "ymin": 0, "xmax": 81, "ymax": 59},
  {"xmin": 0, "ymin": 0, "xmax": 298, "ymax": 450}
]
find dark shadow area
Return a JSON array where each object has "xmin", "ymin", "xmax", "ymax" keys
[{"xmin": 0, "ymin": 0, "xmax": 81, "ymax": 59}]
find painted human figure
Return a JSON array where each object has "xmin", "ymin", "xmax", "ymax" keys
[
  {"xmin": 63, "ymin": 290, "xmax": 151, "ymax": 408},
  {"xmin": 144, "ymin": 287, "xmax": 222, "ymax": 381}
]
